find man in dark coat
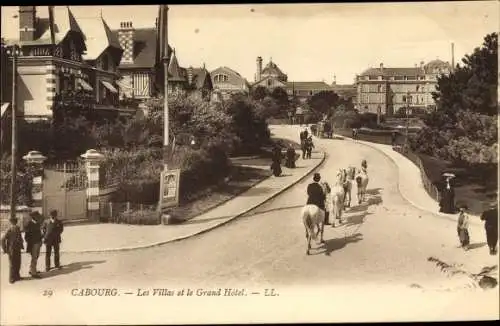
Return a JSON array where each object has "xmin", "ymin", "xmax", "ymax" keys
[
  {"xmin": 285, "ymin": 144, "xmax": 297, "ymax": 168},
  {"xmin": 439, "ymin": 175, "xmax": 456, "ymax": 214},
  {"xmin": 1, "ymin": 217, "xmax": 24, "ymax": 283},
  {"xmin": 391, "ymin": 131, "xmax": 397, "ymax": 146},
  {"xmin": 42, "ymin": 210, "xmax": 64, "ymax": 271},
  {"xmin": 480, "ymin": 205, "xmax": 498, "ymax": 255},
  {"xmin": 25, "ymin": 211, "xmax": 43, "ymax": 278},
  {"xmin": 307, "ymin": 173, "xmax": 326, "ymax": 211}
]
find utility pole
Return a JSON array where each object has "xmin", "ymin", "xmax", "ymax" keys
[
  {"xmin": 405, "ymin": 90, "xmax": 411, "ymax": 149},
  {"xmin": 160, "ymin": 4, "xmax": 170, "ymax": 168},
  {"xmin": 9, "ymin": 44, "xmax": 19, "ymax": 220}
]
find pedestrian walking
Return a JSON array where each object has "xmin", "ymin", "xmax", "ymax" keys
[
  {"xmin": 391, "ymin": 131, "xmax": 397, "ymax": 146},
  {"xmin": 305, "ymin": 137, "xmax": 314, "ymax": 159},
  {"xmin": 270, "ymin": 146, "xmax": 282, "ymax": 177},
  {"xmin": 285, "ymin": 144, "xmax": 297, "ymax": 168},
  {"xmin": 25, "ymin": 211, "xmax": 43, "ymax": 278},
  {"xmin": 456, "ymin": 203, "xmax": 470, "ymax": 250},
  {"xmin": 42, "ymin": 210, "xmax": 64, "ymax": 271},
  {"xmin": 1, "ymin": 217, "xmax": 24, "ymax": 283},
  {"xmin": 480, "ymin": 204, "xmax": 498, "ymax": 255},
  {"xmin": 352, "ymin": 128, "xmax": 358, "ymax": 140}
]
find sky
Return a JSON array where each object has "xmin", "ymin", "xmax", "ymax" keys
[{"xmin": 1, "ymin": 2, "xmax": 498, "ymax": 85}]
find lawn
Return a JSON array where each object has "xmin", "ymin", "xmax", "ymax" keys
[{"xmin": 169, "ymin": 164, "xmax": 271, "ymax": 222}]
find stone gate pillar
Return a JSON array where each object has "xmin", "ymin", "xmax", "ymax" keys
[
  {"xmin": 81, "ymin": 149, "xmax": 104, "ymax": 221},
  {"xmin": 22, "ymin": 151, "xmax": 47, "ymax": 215}
]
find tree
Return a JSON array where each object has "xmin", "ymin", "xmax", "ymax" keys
[
  {"xmin": 412, "ymin": 33, "xmax": 498, "ymax": 164},
  {"xmin": 307, "ymin": 90, "xmax": 340, "ymax": 116},
  {"xmin": 251, "ymin": 86, "xmax": 268, "ymax": 101},
  {"xmin": 433, "ymin": 32, "xmax": 498, "ymax": 117},
  {"xmin": 270, "ymin": 87, "xmax": 290, "ymax": 116}
]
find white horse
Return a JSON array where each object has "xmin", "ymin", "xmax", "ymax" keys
[
  {"xmin": 355, "ymin": 167, "xmax": 369, "ymax": 204},
  {"xmin": 301, "ymin": 204, "xmax": 325, "ymax": 255},
  {"xmin": 343, "ymin": 166, "xmax": 356, "ymax": 209},
  {"xmin": 330, "ymin": 169, "xmax": 347, "ymax": 226}
]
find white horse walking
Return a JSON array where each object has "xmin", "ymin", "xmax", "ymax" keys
[
  {"xmin": 330, "ymin": 169, "xmax": 347, "ymax": 226},
  {"xmin": 343, "ymin": 166, "xmax": 356, "ymax": 209},
  {"xmin": 301, "ymin": 204, "xmax": 325, "ymax": 255},
  {"xmin": 355, "ymin": 167, "xmax": 369, "ymax": 204}
]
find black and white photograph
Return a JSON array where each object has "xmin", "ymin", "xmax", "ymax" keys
[{"xmin": 0, "ymin": 2, "xmax": 498, "ymax": 324}]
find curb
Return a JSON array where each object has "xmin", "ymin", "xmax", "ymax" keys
[
  {"xmin": 336, "ymin": 134, "xmax": 483, "ymax": 226},
  {"xmin": 59, "ymin": 150, "xmax": 327, "ymax": 254}
]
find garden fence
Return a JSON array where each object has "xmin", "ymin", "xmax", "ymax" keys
[{"xmin": 99, "ymin": 201, "xmax": 159, "ymax": 225}]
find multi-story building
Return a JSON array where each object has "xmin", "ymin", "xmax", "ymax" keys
[
  {"xmin": 331, "ymin": 77, "xmax": 357, "ymax": 104},
  {"xmin": 166, "ymin": 49, "xmax": 213, "ymax": 100},
  {"xmin": 251, "ymin": 56, "xmax": 332, "ymax": 102},
  {"xmin": 210, "ymin": 66, "xmax": 250, "ymax": 100},
  {"xmin": 1, "ymin": 6, "xmax": 125, "ymax": 120},
  {"xmin": 355, "ymin": 60, "xmax": 451, "ymax": 116}
]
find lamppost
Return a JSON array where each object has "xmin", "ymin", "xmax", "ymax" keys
[
  {"xmin": 405, "ymin": 91, "xmax": 412, "ymax": 149},
  {"xmin": 6, "ymin": 43, "xmax": 20, "ymax": 220}
]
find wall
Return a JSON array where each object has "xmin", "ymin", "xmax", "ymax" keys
[{"xmin": 17, "ymin": 66, "xmax": 50, "ymax": 117}]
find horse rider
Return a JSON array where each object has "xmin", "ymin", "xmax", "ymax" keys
[
  {"xmin": 307, "ymin": 173, "xmax": 326, "ymax": 214},
  {"xmin": 361, "ymin": 159, "xmax": 367, "ymax": 173}
]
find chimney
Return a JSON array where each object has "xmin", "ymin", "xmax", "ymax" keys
[
  {"xmin": 187, "ymin": 66, "xmax": 194, "ymax": 85},
  {"xmin": 420, "ymin": 61, "xmax": 424, "ymax": 69},
  {"xmin": 118, "ymin": 21, "xmax": 135, "ymax": 64},
  {"xmin": 19, "ymin": 6, "xmax": 37, "ymax": 42},
  {"xmin": 451, "ymin": 42, "xmax": 455, "ymax": 72},
  {"xmin": 332, "ymin": 75, "xmax": 337, "ymax": 85},
  {"xmin": 256, "ymin": 56, "xmax": 263, "ymax": 82},
  {"xmin": 379, "ymin": 63, "xmax": 384, "ymax": 72}
]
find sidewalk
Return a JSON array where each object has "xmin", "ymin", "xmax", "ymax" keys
[
  {"xmin": 37, "ymin": 150, "xmax": 325, "ymax": 253},
  {"xmin": 336, "ymin": 134, "xmax": 484, "ymax": 225}
]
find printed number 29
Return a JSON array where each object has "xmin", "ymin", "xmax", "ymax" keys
[{"xmin": 43, "ymin": 289, "xmax": 53, "ymax": 297}]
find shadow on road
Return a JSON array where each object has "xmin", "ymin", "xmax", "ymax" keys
[
  {"xmin": 40, "ymin": 260, "xmax": 106, "ymax": 279},
  {"xmin": 316, "ymin": 232, "xmax": 363, "ymax": 256},
  {"xmin": 468, "ymin": 242, "xmax": 487, "ymax": 250}
]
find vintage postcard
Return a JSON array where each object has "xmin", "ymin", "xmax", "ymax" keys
[{"xmin": 0, "ymin": 2, "xmax": 498, "ymax": 324}]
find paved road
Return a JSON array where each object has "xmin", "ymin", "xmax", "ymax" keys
[{"xmin": 1, "ymin": 125, "xmax": 498, "ymax": 324}]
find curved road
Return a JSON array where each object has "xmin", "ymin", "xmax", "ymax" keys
[{"xmin": 1, "ymin": 125, "xmax": 498, "ymax": 323}]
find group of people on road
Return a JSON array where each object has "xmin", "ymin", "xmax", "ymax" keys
[
  {"xmin": 438, "ymin": 172, "xmax": 498, "ymax": 255},
  {"xmin": 299, "ymin": 128, "xmax": 314, "ymax": 160},
  {"xmin": 2, "ymin": 209, "xmax": 64, "ymax": 284}
]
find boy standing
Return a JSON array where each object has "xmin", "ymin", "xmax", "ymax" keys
[{"xmin": 457, "ymin": 204, "xmax": 470, "ymax": 250}]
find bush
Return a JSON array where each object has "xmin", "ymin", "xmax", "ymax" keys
[{"xmin": 0, "ymin": 155, "xmax": 32, "ymax": 205}]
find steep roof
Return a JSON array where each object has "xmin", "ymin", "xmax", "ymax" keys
[
  {"xmin": 39, "ymin": 6, "xmax": 83, "ymax": 44},
  {"xmin": 78, "ymin": 17, "xmax": 122, "ymax": 61},
  {"xmin": 359, "ymin": 67, "xmax": 424, "ymax": 77},
  {"xmin": 210, "ymin": 66, "xmax": 243, "ymax": 78},
  {"xmin": 3, "ymin": 6, "xmax": 84, "ymax": 47},
  {"xmin": 286, "ymin": 81, "xmax": 332, "ymax": 91},
  {"xmin": 167, "ymin": 50, "xmax": 186, "ymax": 81},
  {"xmin": 262, "ymin": 60, "xmax": 287, "ymax": 77},
  {"xmin": 111, "ymin": 27, "xmax": 172, "ymax": 69},
  {"xmin": 192, "ymin": 67, "xmax": 210, "ymax": 89}
]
